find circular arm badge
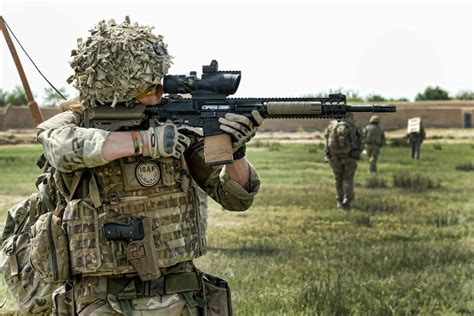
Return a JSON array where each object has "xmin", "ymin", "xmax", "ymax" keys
[{"xmin": 135, "ymin": 161, "xmax": 161, "ymax": 187}]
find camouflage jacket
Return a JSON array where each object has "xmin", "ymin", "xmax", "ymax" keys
[{"xmin": 37, "ymin": 110, "xmax": 260, "ymax": 212}]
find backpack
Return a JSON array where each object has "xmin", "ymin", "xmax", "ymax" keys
[
  {"xmin": 0, "ymin": 170, "xmax": 63, "ymax": 315},
  {"xmin": 365, "ymin": 124, "xmax": 383, "ymax": 145},
  {"xmin": 328, "ymin": 121, "xmax": 352, "ymax": 154}
]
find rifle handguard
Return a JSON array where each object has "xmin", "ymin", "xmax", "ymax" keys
[{"xmin": 267, "ymin": 101, "xmax": 322, "ymax": 115}]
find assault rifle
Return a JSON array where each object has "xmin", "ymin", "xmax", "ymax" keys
[{"xmin": 84, "ymin": 60, "xmax": 396, "ymax": 165}]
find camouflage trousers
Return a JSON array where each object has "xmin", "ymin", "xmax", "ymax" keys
[
  {"xmin": 329, "ymin": 156, "xmax": 358, "ymax": 205},
  {"xmin": 366, "ymin": 144, "xmax": 381, "ymax": 173},
  {"xmin": 410, "ymin": 141, "xmax": 422, "ymax": 159}
]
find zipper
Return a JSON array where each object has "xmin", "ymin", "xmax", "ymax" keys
[{"xmin": 46, "ymin": 213, "xmax": 59, "ymax": 282}]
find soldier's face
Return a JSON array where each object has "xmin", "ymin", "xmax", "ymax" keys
[{"xmin": 138, "ymin": 84, "xmax": 164, "ymax": 105}]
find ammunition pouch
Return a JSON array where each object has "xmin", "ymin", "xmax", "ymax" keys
[
  {"xmin": 201, "ymin": 272, "xmax": 233, "ymax": 316},
  {"xmin": 29, "ymin": 212, "xmax": 70, "ymax": 283},
  {"xmin": 52, "ymin": 282, "xmax": 75, "ymax": 316}
]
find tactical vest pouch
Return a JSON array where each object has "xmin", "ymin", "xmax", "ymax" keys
[
  {"xmin": 202, "ymin": 273, "xmax": 233, "ymax": 316},
  {"xmin": 29, "ymin": 212, "xmax": 70, "ymax": 283},
  {"xmin": 63, "ymin": 199, "xmax": 104, "ymax": 275},
  {"xmin": 0, "ymin": 197, "xmax": 61, "ymax": 314},
  {"xmin": 52, "ymin": 281, "xmax": 75, "ymax": 316}
]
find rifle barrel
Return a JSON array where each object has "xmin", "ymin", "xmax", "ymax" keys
[{"xmin": 346, "ymin": 104, "xmax": 396, "ymax": 113}]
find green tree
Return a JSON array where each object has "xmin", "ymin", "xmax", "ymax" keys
[
  {"xmin": 0, "ymin": 89, "xmax": 6, "ymax": 107},
  {"xmin": 415, "ymin": 86, "xmax": 450, "ymax": 101},
  {"xmin": 42, "ymin": 87, "xmax": 69, "ymax": 107},
  {"xmin": 4, "ymin": 86, "xmax": 28, "ymax": 106},
  {"xmin": 366, "ymin": 94, "xmax": 386, "ymax": 102},
  {"xmin": 455, "ymin": 90, "xmax": 474, "ymax": 100}
]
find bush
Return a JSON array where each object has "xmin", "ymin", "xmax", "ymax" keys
[
  {"xmin": 354, "ymin": 196, "xmax": 404, "ymax": 213},
  {"xmin": 455, "ymin": 90, "xmax": 474, "ymax": 100},
  {"xmin": 366, "ymin": 94, "xmax": 386, "ymax": 102},
  {"xmin": 455, "ymin": 162, "xmax": 474, "ymax": 171},
  {"xmin": 352, "ymin": 214, "xmax": 373, "ymax": 227},
  {"xmin": 365, "ymin": 176, "xmax": 387, "ymax": 188},
  {"xmin": 415, "ymin": 86, "xmax": 450, "ymax": 101},
  {"xmin": 393, "ymin": 172, "xmax": 440, "ymax": 192},
  {"xmin": 268, "ymin": 142, "xmax": 282, "ymax": 151},
  {"xmin": 389, "ymin": 137, "xmax": 409, "ymax": 147},
  {"xmin": 426, "ymin": 212, "xmax": 459, "ymax": 228}
]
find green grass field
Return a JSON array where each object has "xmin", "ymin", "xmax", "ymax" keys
[{"xmin": 0, "ymin": 142, "xmax": 473, "ymax": 315}]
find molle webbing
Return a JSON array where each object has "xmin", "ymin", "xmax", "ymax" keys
[{"xmin": 63, "ymin": 158, "xmax": 206, "ymax": 277}]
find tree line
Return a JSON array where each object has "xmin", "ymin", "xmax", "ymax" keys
[
  {"xmin": 0, "ymin": 85, "xmax": 472, "ymax": 107},
  {"xmin": 0, "ymin": 86, "xmax": 69, "ymax": 107},
  {"xmin": 307, "ymin": 86, "xmax": 473, "ymax": 102}
]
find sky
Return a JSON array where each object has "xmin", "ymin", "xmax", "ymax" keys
[{"xmin": 0, "ymin": 0, "xmax": 472, "ymax": 103}]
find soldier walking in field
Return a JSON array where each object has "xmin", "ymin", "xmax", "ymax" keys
[
  {"xmin": 364, "ymin": 115, "xmax": 386, "ymax": 173},
  {"xmin": 324, "ymin": 115, "xmax": 364, "ymax": 210},
  {"xmin": 407, "ymin": 117, "xmax": 426, "ymax": 160}
]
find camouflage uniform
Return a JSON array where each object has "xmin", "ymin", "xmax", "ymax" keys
[
  {"xmin": 36, "ymin": 104, "xmax": 259, "ymax": 316},
  {"xmin": 32, "ymin": 18, "xmax": 260, "ymax": 315},
  {"xmin": 363, "ymin": 115, "xmax": 386, "ymax": 173},
  {"xmin": 324, "ymin": 118, "xmax": 363, "ymax": 210},
  {"xmin": 407, "ymin": 125, "xmax": 426, "ymax": 160}
]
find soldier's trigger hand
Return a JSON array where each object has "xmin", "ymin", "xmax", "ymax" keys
[
  {"xmin": 141, "ymin": 124, "xmax": 191, "ymax": 159},
  {"xmin": 218, "ymin": 110, "xmax": 264, "ymax": 150}
]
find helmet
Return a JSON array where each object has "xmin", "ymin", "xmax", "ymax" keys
[
  {"xmin": 369, "ymin": 115, "xmax": 380, "ymax": 124},
  {"xmin": 67, "ymin": 16, "xmax": 172, "ymax": 108}
]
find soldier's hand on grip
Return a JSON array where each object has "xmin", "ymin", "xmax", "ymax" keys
[
  {"xmin": 218, "ymin": 110, "xmax": 264, "ymax": 150},
  {"xmin": 141, "ymin": 124, "xmax": 191, "ymax": 159}
]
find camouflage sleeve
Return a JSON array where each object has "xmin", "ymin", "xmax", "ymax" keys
[
  {"xmin": 37, "ymin": 112, "xmax": 109, "ymax": 172},
  {"xmin": 185, "ymin": 139, "xmax": 260, "ymax": 212},
  {"xmin": 323, "ymin": 127, "xmax": 330, "ymax": 153},
  {"xmin": 353, "ymin": 125, "xmax": 364, "ymax": 151},
  {"xmin": 36, "ymin": 110, "xmax": 82, "ymax": 136}
]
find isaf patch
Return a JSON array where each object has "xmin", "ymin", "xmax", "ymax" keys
[{"xmin": 135, "ymin": 161, "xmax": 161, "ymax": 187}]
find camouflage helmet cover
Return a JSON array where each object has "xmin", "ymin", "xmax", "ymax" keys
[
  {"xmin": 67, "ymin": 16, "xmax": 172, "ymax": 108},
  {"xmin": 369, "ymin": 115, "xmax": 380, "ymax": 123}
]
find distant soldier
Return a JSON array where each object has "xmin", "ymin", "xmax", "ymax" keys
[
  {"xmin": 324, "ymin": 115, "xmax": 364, "ymax": 210},
  {"xmin": 364, "ymin": 115, "xmax": 386, "ymax": 173},
  {"xmin": 406, "ymin": 117, "xmax": 426, "ymax": 159}
]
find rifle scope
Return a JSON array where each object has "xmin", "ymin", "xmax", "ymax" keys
[{"xmin": 163, "ymin": 60, "xmax": 241, "ymax": 96}]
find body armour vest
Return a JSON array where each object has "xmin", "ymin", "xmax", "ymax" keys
[{"xmin": 62, "ymin": 156, "xmax": 207, "ymax": 278}]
